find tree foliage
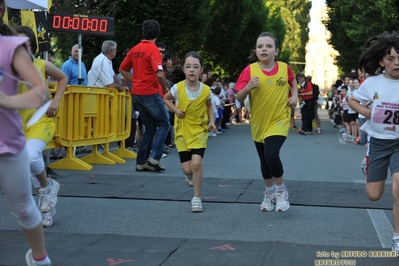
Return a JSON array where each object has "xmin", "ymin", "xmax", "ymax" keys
[
  {"xmin": 266, "ymin": 0, "xmax": 311, "ymax": 74},
  {"xmin": 49, "ymin": 0, "xmax": 311, "ymax": 78},
  {"xmin": 325, "ymin": 0, "xmax": 399, "ymax": 73}
]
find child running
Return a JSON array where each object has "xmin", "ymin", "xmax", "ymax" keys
[
  {"xmin": 235, "ymin": 32, "xmax": 298, "ymax": 212},
  {"xmin": 163, "ymin": 51, "xmax": 216, "ymax": 212},
  {"xmin": 349, "ymin": 32, "xmax": 399, "ymax": 253},
  {"xmin": 0, "ymin": 0, "xmax": 52, "ymax": 264},
  {"xmin": 15, "ymin": 26, "xmax": 67, "ymax": 227}
]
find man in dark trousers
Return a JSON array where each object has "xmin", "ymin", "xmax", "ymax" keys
[{"xmin": 297, "ymin": 74, "xmax": 314, "ymax": 135}]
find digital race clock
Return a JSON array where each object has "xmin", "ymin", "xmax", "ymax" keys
[{"xmin": 47, "ymin": 13, "xmax": 114, "ymax": 36}]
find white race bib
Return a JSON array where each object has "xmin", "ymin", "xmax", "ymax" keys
[{"xmin": 370, "ymin": 99, "xmax": 399, "ymax": 134}]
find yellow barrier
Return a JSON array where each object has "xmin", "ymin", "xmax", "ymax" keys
[
  {"xmin": 47, "ymin": 86, "xmax": 127, "ymax": 170},
  {"xmin": 110, "ymin": 90, "xmax": 137, "ymax": 159}
]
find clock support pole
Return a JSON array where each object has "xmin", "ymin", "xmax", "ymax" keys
[{"xmin": 78, "ymin": 34, "xmax": 84, "ymax": 85}]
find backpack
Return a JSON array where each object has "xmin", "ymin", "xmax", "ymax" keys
[{"xmin": 312, "ymin": 83, "xmax": 319, "ymax": 100}]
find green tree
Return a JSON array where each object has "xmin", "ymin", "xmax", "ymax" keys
[
  {"xmin": 267, "ymin": 0, "xmax": 311, "ymax": 74},
  {"xmin": 49, "ymin": 0, "xmax": 311, "ymax": 78},
  {"xmin": 325, "ymin": 0, "xmax": 399, "ymax": 73},
  {"xmin": 203, "ymin": 0, "xmax": 285, "ymax": 78}
]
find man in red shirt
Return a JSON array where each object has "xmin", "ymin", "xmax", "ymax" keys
[
  {"xmin": 119, "ymin": 20, "xmax": 170, "ymax": 171},
  {"xmin": 297, "ymin": 74, "xmax": 314, "ymax": 135}
]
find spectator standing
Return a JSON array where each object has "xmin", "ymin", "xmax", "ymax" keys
[
  {"xmin": 61, "ymin": 44, "xmax": 88, "ymax": 85},
  {"xmin": 297, "ymin": 74, "xmax": 314, "ymax": 135},
  {"xmin": 88, "ymin": 40, "xmax": 128, "ymax": 91},
  {"xmin": 119, "ymin": 20, "xmax": 170, "ymax": 171}
]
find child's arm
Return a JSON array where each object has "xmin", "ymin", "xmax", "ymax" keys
[
  {"xmin": 288, "ymin": 78, "xmax": 298, "ymax": 108},
  {"xmin": 164, "ymin": 91, "xmax": 185, "ymax": 119},
  {"xmin": 45, "ymin": 61, "xmax": 67, "ymax": 117},
  {"xmin": 206, "ymin": 98, "xmax": 216, "ymax": 132},
  {"xmin": 0, "ymin": 46, "xmax": 49, "ymax": 109},
  {"xmin": 348, "ymin": 96, "xmax": 371, "ymax": 118}
]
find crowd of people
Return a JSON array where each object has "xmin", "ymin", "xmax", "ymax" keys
[
  {"xmin": 2, "ymin": 2, "xmax": 399, "ymax": 262},
  {"xmin": 325, "ymin": 72, "xmax": 368, "ymax": 145}
]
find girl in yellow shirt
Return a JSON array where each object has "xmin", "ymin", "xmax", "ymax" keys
[
  {"xmin": 16, "ymin": 26, "xmax": 67, "ymax": 227},
  {"xmin": 236, "ymin": 32, "xmax": 298, "ymax": 212},
  {"xmin": 164, "ymin": 51, "xmax": 216, "ymax": 212}
]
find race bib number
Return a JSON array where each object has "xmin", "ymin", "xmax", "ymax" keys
[{"xmin": 371, "ymin": 100, "xmax": 399, "ymax": 134}]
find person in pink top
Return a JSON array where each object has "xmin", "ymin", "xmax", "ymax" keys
[{"xmin": 0, "ymin": 1, "xmax": 52, "ymax": 265}]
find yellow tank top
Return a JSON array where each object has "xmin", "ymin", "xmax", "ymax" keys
[
  {"xmin": 174, "ymin": 81, "xmax": 210, "ymax": 151},
  {"xmin": 19, "ymin": 59, "xmax": 53, "ymax": 131},
  {"xmin": 249, "ymin": 61, "xmax": 290, "ymax": 142}
]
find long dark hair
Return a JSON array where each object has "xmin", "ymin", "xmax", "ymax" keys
[
  {"xmin": 0, "ymin": 0, "xmax": 17, "ymax": 36},
  {"xmin": 248, "ymin": 32, "xmax": 279, "ymax": 62},
  {"xmin": 358, "ymin": 32, "xmax": 399, "ymax": 76}
]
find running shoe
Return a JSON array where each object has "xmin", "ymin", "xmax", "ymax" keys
[
  {"xmin": 191, "ymin": 197, "xmax": 203, "ymax": 212},
  {"xmin": 25, "ymin": 249, "xmax": 51, "ymax": 266},
  {"xmin": 42, "ymin": 208, "xmax": 56, "ymax": 227},
  {"xmin": 261, "ymin": 192, "xmax": 276, "ymax": 212},
  {"xmin": 275, "ymin": 190, "xmax": 290, "ymax": 212},
  {"xmin": 392, "ymin": 238, "xmax": 399, "ymax": 255},
  {"xmin": 186, "ymin": 175, "xmax": 193, "ymax": 187},
  {"xmin": 38, "ymin": 179, "xmax": 60, "ymax": 213}
]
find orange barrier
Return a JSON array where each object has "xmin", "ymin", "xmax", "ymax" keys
[{"xmin": 47, "ymin": 86, "xmax": 134, "ymax": 170}]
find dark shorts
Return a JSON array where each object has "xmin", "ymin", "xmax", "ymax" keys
[
  {"xmin": 179, "ymin": 148, "xmax": 206, "ymax": 163},
  {"xmin": 343, "ymin": 110, "xmax": 349, "ymax": 123},
  {"xmin": 366, "ymin": 137, "xmax": 399, "ymax": 182},
  {"xmin": 348, "ymin": 113, "xmax": 358, "ymax": 122}
]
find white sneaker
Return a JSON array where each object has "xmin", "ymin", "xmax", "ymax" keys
[
  {"xmin": 191, "ymin": 197, "xmax": 203, "ymax": 212},
  {"xmin": 38, "ymin": 179, "xmax": 60, "ymax": 213},
  {"xmin": 392, "ymin": 238, "xmax": 399, "ymax": 254},
  {"xmin": 25, "ymin": 249, "xmax": 36, "ymax": 266},
  {"xmin": 275, "ymin": 190, "xmax": 290, "ymax": 212},
  {"xmin": 186, "ymin": 175, "xmax": 193, "ymax": 186},
  {"xmin": 42, "ymin": 208, "xmax": 56, "ymax": 227},
  {"xmin": 260, "ymin": 192, "xmax": 276, "ymax": 211},
  {"xmin": 25, "ymin": 249, "xmax": 51, "ymax": 266},
  {"xmin": 208, "ymin": 132, "xmax": 217, "ymax": 137}
]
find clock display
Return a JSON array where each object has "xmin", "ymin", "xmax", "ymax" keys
[{"xmin": 47, "ymin": 14, "xmax": 114, "ymax": 36}]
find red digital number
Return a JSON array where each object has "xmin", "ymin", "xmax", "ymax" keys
[
  {"xmin": 62, "ymin": 16, "xmax": 71, "ymax": 29},
  {"xmin": 90, "ymin": 19, "xmax": 98, "ymax": 31},
  {"xmin": 81, "ymin": 18, "xmax": 89, "ymax": 30},
  {"xmin": 53, "ymin": 15, "xmax": 61, "ymax": 28},
  {"xmin": 99, "ymin": 19, "xmax": 108, "ymax": 32},
  {"xmin": 72, "ymin": 17, "xmax": 80, "ymax": 30}
]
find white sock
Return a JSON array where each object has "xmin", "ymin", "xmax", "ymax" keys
[
  {"xmin": 33, "ymin": 255, "xmax": 51, "ymax": 265},
  {"xmin": 265, "ymin": 184, "xmax": 275, "ymax": 194},
  {"xmin": 275, "ymin": 183, "xmax": 286, "ymax": 192},
  {"xmin": 41, "ymin": 178, "xmax": 52, "ymax": 190}
]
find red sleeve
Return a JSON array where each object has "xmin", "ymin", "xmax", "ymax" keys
[
  {"xmin": 235, "ymin": 66, "xmax": 251, "ymax": 92},
  {"xmin": 287, "ymin": 64, "xmax": 294, "ymax": 87},
  {"xmin": 149, "ymin": 46, "xmax": 163, "ymax": 73},
  {"xmin": 119, "ymin": 50, "xmax": 132, "ymax": 72}
]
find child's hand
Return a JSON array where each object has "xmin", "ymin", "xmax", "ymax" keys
[
  {"xmin": 248, "ymin": 76, "xmax": 259, "ymax": 90},
  {"xmin": 208, "ymin": 123, "xmax": 216, "ymax": 132},
  {"xmin": 176, "ymin": 109, "xmax": 185, "ymax": 119}
]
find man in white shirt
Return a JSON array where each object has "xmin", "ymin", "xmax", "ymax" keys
[{"xmin": 87, "ymin": 40, "xmax": 128, "ymax": 91}]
